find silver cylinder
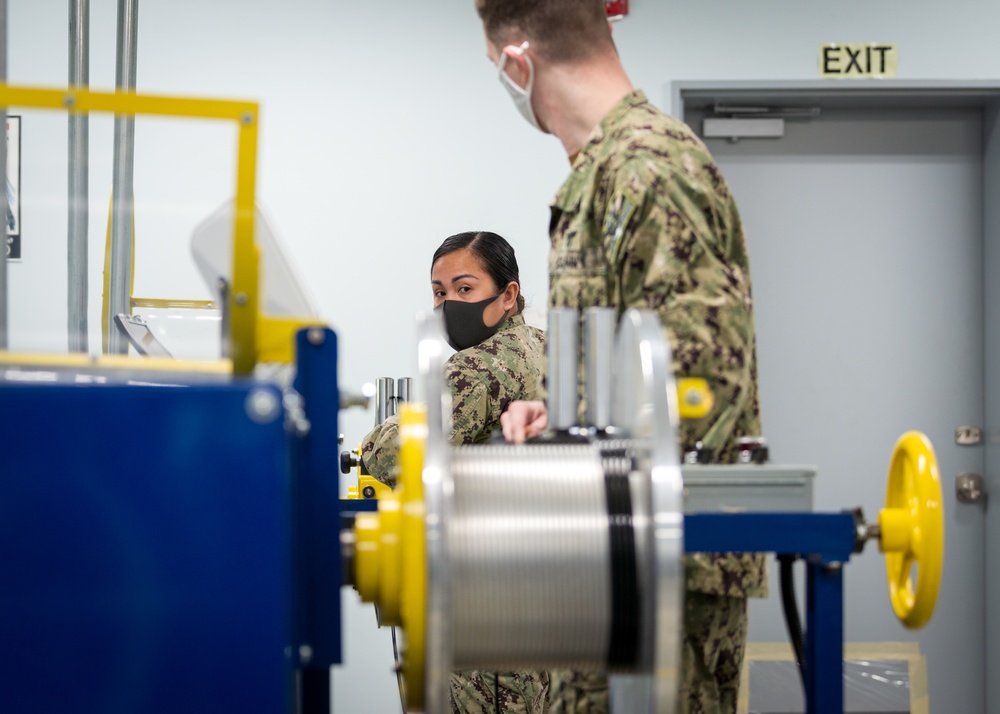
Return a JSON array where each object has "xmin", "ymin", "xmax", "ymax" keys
[
  {"xmin": 395, "ymin": 377, "xmax": 412, "ymax": 405},
  {"xmin": 448, "ymin": 444, "xmax": 611, "ymax": 670},
  {"xmin": 68, "ymin": 0, "xmax": 90, "ymax": 353},
  {"xmin": 547, "ymin": 308, "xmax": 579, "ymax": 431},
  {"xmin": 375, "ymin": 377, "xmax": 394, "ymax": 424},
  {"xmin": 0, "ymin": 0, "xmax": 8, "ymax": 349},
  {"xmin": 584, "ymin": 307, "xmax": 616, "ymax": 429},
  {"xmin": 107, "ymin": 0, "xmax": 138, "ymax": 354}
]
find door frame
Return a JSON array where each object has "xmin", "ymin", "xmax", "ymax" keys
[{"xmin": 672, "ymin": 78, "xmax": 1000, "ymax": 714}]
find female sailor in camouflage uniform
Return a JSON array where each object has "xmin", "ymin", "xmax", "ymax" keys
[{"xmin": 362, "ymin": 230, "xmax": 549, "ymax": 713}]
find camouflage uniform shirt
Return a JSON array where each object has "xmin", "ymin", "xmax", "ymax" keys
[
  {"xmin": 362, "ymin": 313, "xmax": 546, "ymax": 485},
  {"xmin": 548, "ymin": 89, "xmax": 766, "ymax": 598}
]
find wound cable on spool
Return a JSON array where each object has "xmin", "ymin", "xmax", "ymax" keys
[
  {"xmin": 448, "ymin": 444, "xmax": 611, "ymax": 670},
  {"xmin": 445, "ymin": 442, "xmax": 652, "ymax": 673}
]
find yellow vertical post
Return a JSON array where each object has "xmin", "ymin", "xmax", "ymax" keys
[{"xmin": 230, "ymin": 109, "xmax": 260, "ymax": 375}]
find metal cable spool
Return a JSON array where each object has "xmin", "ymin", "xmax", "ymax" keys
[
  {"xmin": 449, "ymin": 443, "xmax": 614, "ymax": 670},
  {"xmin": 417, "ymin": 307, "xmax": 684, "ymax": 713}
]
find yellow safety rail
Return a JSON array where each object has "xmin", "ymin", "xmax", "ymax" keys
[{"xmin": 0, "ymin": 84, "xmax": 322, "ymax": 375}]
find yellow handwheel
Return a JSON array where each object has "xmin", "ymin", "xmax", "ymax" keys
[
  {"xmin": 350, "ymin": 403, "xmax": 429, "ymax": 708},
  {"xmin": 877, "ymin": 431, "xmax": 944, "ymax": 629}
]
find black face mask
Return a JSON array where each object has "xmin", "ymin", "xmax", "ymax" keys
[{"xmin": 436, "ymin": 294, "xmax": 508, "ymax": 351}]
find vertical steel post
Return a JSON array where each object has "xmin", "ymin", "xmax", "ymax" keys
[
  {"xmin": 375, "ymin": 377, "xmax": 395, "ymax": 424},
  {"xmin": 584, "ymin": 307, "xmax": 616, "ymax": 429},
  {"xmin": 395, "ymin": 377, "xmax": 412, "ymax": 405},
  {"xmin": 0, "ymin": 0, "xmax": 8, "ymax": 349},
  {"xmin": 68, "ymin": 0, "xmax": 90, "ymax": 352},
  {"xmin": 107, "ymin": 0, "xmax": 138, "ymax": 354},
  {"xmin": 547, "ymin": 308, "xmax": 579, "ymax": 431}
]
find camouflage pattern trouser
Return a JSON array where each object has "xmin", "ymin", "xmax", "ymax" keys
[
  {"xmin": 450, "ymin": 671, "xmax": 550, "ymax": 713},
  {"xmin": 680, "ymin": 592, "xmax": 748, "ymax": 714},
  {"xmin": 547, "ymin": 592, "xmax": 749, "ymax": 714}
]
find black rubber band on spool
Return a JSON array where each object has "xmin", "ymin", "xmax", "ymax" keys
[{"xmin": 602, "ymin": 448, "xmax": 640, "ymax": 669}]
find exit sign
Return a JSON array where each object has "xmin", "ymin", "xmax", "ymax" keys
[{"xmin": 820, "ymin": 43, "xmax": 897, "ymax": 78}]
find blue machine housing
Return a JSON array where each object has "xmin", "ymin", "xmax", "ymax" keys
[
  {"xmin": 0, "ymin": 328, "xmax": 375, "ymax": 714},
  {"xmin": 1, "ymin": 380, "xmax": 294, "ymax": 712}
]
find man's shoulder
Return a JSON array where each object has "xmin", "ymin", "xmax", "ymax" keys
[
  {"xmin": 601, "ymin": 100, "xmax": 703, "ymax": 157},
  {"xmin": 594, "ymin": 103, "xmax": 733, "ymax": 211}
]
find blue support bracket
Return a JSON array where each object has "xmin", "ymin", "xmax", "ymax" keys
[
  {"xmin": 683, "ymin": 512, "xmax": 856, "ymax": 562},
  {"xmin": 341, "ymin": 499, "xmax": 379, "ymax": 513},
  {"xmin": 806, "ymin": 558, "xmax": 845, "ymax": 714},
  {"xmin": 292, "ymin": 328, "xmax": 343, "ymax": 672},
  {"xmin": 684, "ymin": 511, "xmax": 858, "ymax": 714}
]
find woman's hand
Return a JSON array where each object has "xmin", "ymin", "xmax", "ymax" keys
[{"xmin": 500, "ymin": 400, "xmax": 548, "ymax": 443}]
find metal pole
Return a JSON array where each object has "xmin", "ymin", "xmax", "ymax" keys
[
  {"xmin": 547, "ymin": 308, "xmax": 579, "ymax": 431},
  {"xmin": 395, "ymin": 377, "xmax": 412, "ymax": 405},
  {"xmin": 584, "ymin": 307, "xmax": 616, "ymax": 429},
  {"xmin": 68, "ymin": 0, "xmax": 90, "ymax": 352},
  {"xmin": 375, "ymin": 377, "xmax": 394, "ymax": 425},
  {"xmin": 0, "ymin": 0, "xmax": 8, "ymax": 350},
  {"xmin": 107, "ymin": 0, "xmax": 138, "ymax": 354}
]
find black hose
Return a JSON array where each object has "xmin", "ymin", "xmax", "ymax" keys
[
  {"xmin": 391, "ymin": 626, "xmax": 407, "ymax": 713},
  {"xmin": 778, "ymin": 554, "xmax": 807, "ymax": 693}
]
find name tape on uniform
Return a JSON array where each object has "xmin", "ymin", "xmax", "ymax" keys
[{"xmin": 819, "ymin": 43, "xmax": 897, "ymax": 78}]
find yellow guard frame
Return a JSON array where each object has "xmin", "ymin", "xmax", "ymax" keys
[{"xmin": 0, "ymin": 84, "xmax": 322, "ymax": 375}]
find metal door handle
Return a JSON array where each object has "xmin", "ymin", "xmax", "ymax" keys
[{"xmin": 955, "ymin": 472, "xmax": 985, "ymax": 503}]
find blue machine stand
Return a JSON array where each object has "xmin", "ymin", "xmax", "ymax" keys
[{"xmin": 685, "ymin": 512, "xmax": 860, "ymax": 714}]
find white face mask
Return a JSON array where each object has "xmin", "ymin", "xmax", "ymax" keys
[{"xmin": 496, "ymin": 41, "xmax": 542, "ymax": 132}]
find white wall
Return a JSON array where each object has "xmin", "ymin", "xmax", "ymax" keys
[{"xmin": 8, "ymin": 0, "xmax": 1000, "ymax": 711}]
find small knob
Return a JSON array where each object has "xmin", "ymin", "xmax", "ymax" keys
[
  {"xmin": 340, "ymin": 450, "xmax": 360, "ymax": 475},
  {"xmin": 684, "ymin": 441, "xmax": 714, "ymax": 464},
  {"xmin": 737, "ymin": 436, "xmax": 769, "ymax": 464}
]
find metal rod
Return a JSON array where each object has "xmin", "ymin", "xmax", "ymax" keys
[
  {"xmin": 0, "ymin": 0, "xmax": 8, "ymax": 349},
  {"xmin": 375, "ymin": 377, "xmax": 394, "ymax": 425},
  {"xmin": 68, "ymin": 0, "xmax": 90, "ymax": 353},
  {"xmin": 584, "ymin": 307, "xmax": 616, "ymax": 429},
  {"xmin": 547, "ymin": 308, "xmax": 579, "ymax": 431},
  {"xmin": 395, "ymin": 377, "xmax": 412, "ymax": 404},
  {"xmin": 107, "ymin": 0, "xmax": 138, "ymax": 354}
]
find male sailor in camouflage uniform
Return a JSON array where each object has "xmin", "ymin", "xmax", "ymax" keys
[
  {"xmin": 361, "ymin": 231, "xmax": 550, "ymax": 712},
  {"xmin": 478, "ymin": 2, "xmax": 766, "ymax": 712}
]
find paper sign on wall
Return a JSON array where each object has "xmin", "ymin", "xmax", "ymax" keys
[
  {"xmin": 6, "ymin": 115, "xmax": 20, "ymax": 260},
  {"xmin": 820, "ymin": 43, "xmax": 897, "ymax": 79}
]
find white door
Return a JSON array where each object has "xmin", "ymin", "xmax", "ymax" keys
[{"xmin": 684, "ymin": 92, "xmax": 989, "ymax": 713}]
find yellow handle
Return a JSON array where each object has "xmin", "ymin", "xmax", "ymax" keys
[
  {"xmin": 878, "ymin": 431, "xmax": 944, "ymax": 629},
  {"xmin": 677, "ymin": 378, "xmax": 714, "ymax": 420}
]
